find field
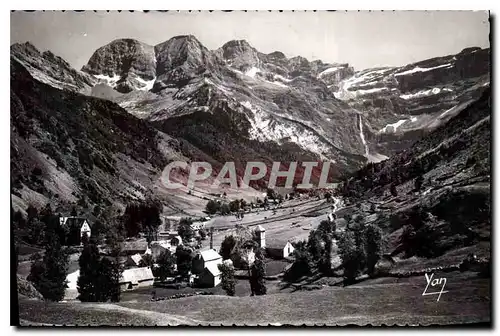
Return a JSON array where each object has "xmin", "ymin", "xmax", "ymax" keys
[{"xmin": 18, "ymin": 271, "xmax": 490, "ymax": 326}]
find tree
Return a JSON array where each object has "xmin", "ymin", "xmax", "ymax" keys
[
  {"xmin": 97, "ymin": 257, "xmax": 122, "ymax": 302},
  {"xmin": 155, "ymin": 250, "xmax": 176, "ymax": 281},
  {"xmin": 220, "ymin": 203, "xmax": 231, "ymax": 215},
  {"xmin": 364, "ymin": 224, "xmax": 383, "ymax": 276},
  {"xmin": 240, "ymin": 199, "xmax": 247, "ymax": 209},
  {"xmin": 249, "ymin": 258, "xmax": 267, "ymax": 296},
  {"xmin": 205, "ymin": 200, "xmax": 220, "ymax": 215},
  {"xmin": 178, "ymin": 218, "xmax": 195, "ymax": 242},
  {"xmin": 414, "ymin": 174, "xmax": 424, "ymax": 191},
  {"xmin": 284, "ymin": 241, "xmax": 312, "ymax": 281},
  {"xmin": 218, "ymin": 262, "xmax": 236, "ymax": 296},
  {"xmin": 220, "ymin": 235, "xmax": 238, "ymax": 260},
  {"xmin": 338, "ymin": 230, "xmax": 364, "ymax": 285},
  {"xmin": 28, "ymin": 232, "xmax": 69, "ymax": 301},
  {"xmin": 77, "ymin": 240, "xmax": 102, "ymax": 302},
  {"xmin": 199, "ymin": 228, "xmax": 207, "ymax": 240},
  {"xmin": 176, "ymin": 245, "xmax": 194, "ymax": 278},
  {"xmin": 123, "ymin": 199, "xmax": 162, "ymax": 239},
  {"xmin": 139, "ymin": 254, "xmax": 154, "ymax": 268},
  {"xmin": 390, "ymin": 183, "xmax": 398, "ymax": 197},
  {"xmin": 266, "ymin": 188, "xmax": 277, "ymax": 200},
  {"xmin": 306, "ymin": 230, "xmax": 323, "ymax": 262},
  {"xmin": 229, "ymin": 199, "xmax": 240, "ymax": 213},
  {"xmin": 78, "ymin": 237, "xmax": 121, "ymax": 302}
]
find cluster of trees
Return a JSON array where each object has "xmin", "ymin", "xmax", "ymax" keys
[
  {"xmin": 337, "ymin": 217, "xmax": 383, "ymax": 284},
  {"xmin": 27, "ymin": 222, "xmax": 69, "ymax": 301},
  {"xmin": 205, "ymin": 200, "xmax": 230, "ymax": 215},
  {"xmin": 218, "ymin": 234, "xmax": 267, "ymax": 296},
  {"xmin": 205, "ymin": 189, "xmax": 286, "ymax": 216},
  {"xmin": 284, "ymin": 220, "xmax": 336, "ymax": 281},
  {"xmin": 77, "ymin": 238, "xmax": 121, "ymax": 302},
  {"xmin": 123, "ymin": 197, "xmax": 163, "ymax": 242}
]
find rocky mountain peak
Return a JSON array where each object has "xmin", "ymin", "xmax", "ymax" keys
[
  {"xmin": 153, "ymin": 35, "xmax": 219, "ymax": 91},
  {"xmin": 11, "ymin": 41, "xmax": 96, "ymax": 94},
  {"xmin": 81, "ymin": 38, "xmax": 156, "ymax": 93},
  {"xmin": 218, "ymin": 39, "xmax": 261, "ymax": 70}
]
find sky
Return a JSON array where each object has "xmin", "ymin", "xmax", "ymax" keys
[{"xmin": 10, "ymin": 10, "xmax": 490, "ymax": 71}]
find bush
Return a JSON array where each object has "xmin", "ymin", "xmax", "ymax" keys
[
  {"xmin": 205, "ymin": 200, "xmax": 220, "ymax": 215},
  {"xmin": 155, "ymin": 250, "xmax": 176, "ymax": 281},
  {"xmin": 220, "ymin": 203, "xmax": 231, "ymax": 215},
  {"xmin": 28, "ymin": 234, "xmax": 69, "ymax": 301},
  {"xmin": 364, "ymin": 224, "xmax": 383, "ymax": 275},
  {"xmin": 218, "ymin": 262, "xmax": 236, "ymax": 296},
  {"xmin": 178, "ymin": 218, "xmax": 195, "ymax": 242}
]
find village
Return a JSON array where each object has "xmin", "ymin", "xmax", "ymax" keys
[{"xmin": 56, "ymin": 190, "xmax": 340, "ymax": 301}]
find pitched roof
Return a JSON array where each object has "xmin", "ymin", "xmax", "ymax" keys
[
  {"xmin": 200, "ymin": 249, "xmax": 222, "ymax": 262},
  {"xmin": 120, "ymin": 267, "xmax": 154, "ymax": 285},
  {"xmin": 256, "ymin": 225, "xmax": 266, "ymax": 232},
  {"xmin": 121, "ymin": 240, "xmax": 148, "ymax": 252},
  {"xmin": 204, "ymin": 263, "xmax": 221, "ymax": 277},
  {"xmin": 128, "ymin": 253, "xmax": 142, "ymax": 265},
  {"xmin": 60, "ymin": 217, "xmax": 88, "ymax": 227},
  {"xmin": 266, "ymin": 241, "xmax": 293, "ymax": 250}
]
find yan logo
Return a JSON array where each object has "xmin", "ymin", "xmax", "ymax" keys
[{"xmin": 422, "ymin": 273, "xmax": 449, "ymax": 302}]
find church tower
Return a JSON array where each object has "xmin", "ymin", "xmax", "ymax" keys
[{"xmin": 256, "ymin": 225, "xmax": 266, "ymax": 248}]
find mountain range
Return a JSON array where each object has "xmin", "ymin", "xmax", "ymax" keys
[{"xmin": 10, "ymin": 35, "xmax": 490, "ymax": 214}]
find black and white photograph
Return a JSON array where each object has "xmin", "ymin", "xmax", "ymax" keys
[{"xmin": 10, "ymin": 10, "xmax": 491, "ymax": 326}]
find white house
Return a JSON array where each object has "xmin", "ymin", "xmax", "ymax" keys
[
  {"xmin": 192, "ymin": 249, "xmax": 222, "ymax": 275},
  {"xmin": 266, "ymin": 241, "xmax": 295, "ymax": 259},
  {"xmin": 196, "ymin": 263, "xmax": 221, "ymax": 288},
  {"xmin": 59, "ymin": 217, "xmax": 91, "ymax": 244}
]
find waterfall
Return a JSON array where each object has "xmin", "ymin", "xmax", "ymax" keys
[{"xmin": 358, "ymin": 114, "xmax": 370, "ymax": 158}]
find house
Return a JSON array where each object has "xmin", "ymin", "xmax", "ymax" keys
[
  {"xmin": 120, "ymin": 240, "xmax": 148, "ymax": 256},
  {"xmin": 125, "ymin": 253, "xmax": 143, "ymax": 267},
  {"xmin": 119, "ymin": 267, "xmax": 155, "ymax": 291},
  {"xmin": 158, "ymin": 231, "xmax": 183, "ymax": 246},
  {"xmin": 149, "ymin": 240, "xmax": 175, "ymax": 259},
  {"xmin": 59, "ymin": 216, "xmax": 91, "ymax": 244},
  {"xmin": 190, "ymin": 221, "xmax": 206, "ymax": 230},
  {"xmin": 266, "ymin": 241, "xmax": 295, "ymax": 259},
  {"xmin": 192, "ymin": 249, "xmax": 222, "ymax": 275},
  {"xmin": 196, "ymin": 263, "xmax": 221, "ymax": 288}
]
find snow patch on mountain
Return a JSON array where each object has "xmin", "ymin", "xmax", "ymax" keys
[
  {"xmin": 379, "ymin": 119, "xmax": 407, "ymax": 134},
  {"xmin": 333, "ymin": 68, "xmax": 393, "ymax": 100},
  {"xmin": 400, "ymin": 87, "xmax": 447, "ymax": 100},
  {"xmin": 318, "ymin": 66, "xmax": 344, "ymax": 78},
  {"xmin": 394, "ymin": 63, "xmax": 453, "ymax": 77},
  {"xmin": 93, "ymin": 74, "xmax": 121, "ymax": 87},
  {"xmin": 245, "ymin": 67, "xmax": 261, "ymax": 78},
  {"xmin": 135, "ymin": 76, "xmax": 156, "ymax": 91},
  {"xmin": 273, "ymin": 74, "xmax": 292, "ymax": 83}
]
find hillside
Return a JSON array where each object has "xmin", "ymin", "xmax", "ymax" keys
[
  {"xmin": 10, "ymin": 57, "xmax": 170, "ymax": 213},
  {"xmin": 336, "ymin": 87, "xmax": 491, "ymax": 262}
]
